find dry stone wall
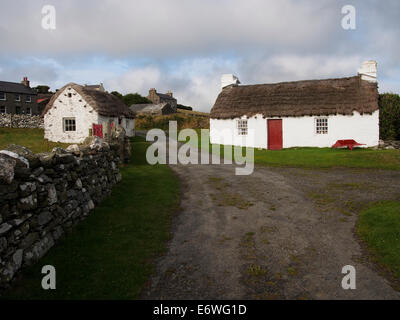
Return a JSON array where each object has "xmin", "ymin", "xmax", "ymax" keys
[
  {"xmin": 0, "ymin": 136, "xmax": 127, "ymax": 288},
  {"xmin": 0, "ymin": 114, "xmax": 44, "ymax": 129}
]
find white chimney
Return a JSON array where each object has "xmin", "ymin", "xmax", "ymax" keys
[
  {"xmin": 221, "ymin": 74, "xmax": 240, "ymax": 89},
  {"xmin": 358, "ymin": 60, "xmax": 377, "ymax": 83}
]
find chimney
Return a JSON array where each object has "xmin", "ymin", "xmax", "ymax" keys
[
  {"xmin": 149, "ymin": 88, "xmax": 156, "ymax": 95},
  {"xmin": 221, "ymin": 74, "xmax": 240, "ymax": 89},
  {"xmin": 166, "ymin": 90, "xmax": 173, "ymax": 97},
  {"xmin": 358, "ymin": 60, "xmax": 377, "ymax": 83},
  {"xmin": 21, "ymin": 76, "xmax": 30, "ymax": 87}
]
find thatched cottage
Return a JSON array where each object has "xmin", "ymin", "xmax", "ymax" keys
[
  {"xmin": 42, "ymin": 83, "xmax": 135, "ymax": 143},
  {"xmin": 210, "ymin": 61, "xmax": 379, "ymax": 149}
]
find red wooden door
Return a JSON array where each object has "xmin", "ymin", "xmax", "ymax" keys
[
  {"xmin": 93, "ymin": 123, "xmax": 103, "ymax": 138},
  {"xmin": 267, "ymin": 119, "xmax": 283, "ymax": 150}
]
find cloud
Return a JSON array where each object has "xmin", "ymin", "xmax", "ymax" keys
[{"xmin": 0, "ymin": 0, "xmax": 399, "ymax": 112}]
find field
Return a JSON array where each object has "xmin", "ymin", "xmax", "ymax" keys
[
  {"xmin": 0, "ymin": 128, "xmax": 69, "ymax": 153},
  {"xmin": 1, "ymin": 136, "xmax": 180, "ymax": 299}
]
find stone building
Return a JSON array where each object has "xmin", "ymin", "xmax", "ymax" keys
[
  {"xmin": 147, "ymin": 88, "xmax": 177, "ymax": 111},
  {"xmin": 0, "ymin": 77, "xmax": 38, "ymax": 115},
  {"xmin": 42, "ymin": 83, "xmax": 135, "ymax": 143}
]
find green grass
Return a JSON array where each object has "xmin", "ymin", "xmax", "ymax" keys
[
  {"xmin": 1, "ymin": 136, "xmax": 180, "ymax": 299},
  {"xmin": 357, "ymin": 201, "xmax": 400, "ymax": 280},
  {"xmin": 0, "ymin": 128, "xmax": 69, "ymax": 153},
  {"xmin": 180, "ymin": 129, "xmax": 400, "ymax": 170}
]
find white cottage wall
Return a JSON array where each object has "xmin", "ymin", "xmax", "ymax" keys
[
  {"xmin": 210, "ymin": 110, "xmax": 379, "ymax": 149},
  {"xmin": 44, "ymin": 87, "xmax": 99, "ymax": 143}
]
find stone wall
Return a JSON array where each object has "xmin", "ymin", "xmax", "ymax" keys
[
  {"xmin": 0, "ymin": 114, "xmax": 44, "ymax": 129},
  {"xmin": 0, "ymin": 136, "xmax": 128, "ymax": 288},
  {"xmin": 378, "ymin": 140, "xmax": 400, "ymax": 149}
]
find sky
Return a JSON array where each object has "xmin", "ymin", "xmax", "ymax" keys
[{"xmin": 0, "ymin": 0, "xmax": 399, "ymax": 112}]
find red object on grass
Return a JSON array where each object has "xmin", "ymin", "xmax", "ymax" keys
[{"xmin": 331, "ymin": 139, "xmax": 365, "ymax": 150}]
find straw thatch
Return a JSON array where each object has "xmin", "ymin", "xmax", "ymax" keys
[
  {"xmin": 210, "ymin": 76, "xmax": 378, "ymax": 119},
  {"xmin": 42, "ymin": 83, "xmax": 135, "ymax": 118}
]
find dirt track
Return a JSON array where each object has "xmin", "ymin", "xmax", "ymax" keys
[{"xmin": 140, "ymin": 134, "xmax": 400, "ymax": 300}]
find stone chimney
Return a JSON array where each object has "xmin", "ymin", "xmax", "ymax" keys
[
  {"xmin": 21, "ymin": 76, "xmax": 30, "ymax": 87},
  {"xmin": 149, "ymin": 88, "xmax": 156, "ymax": 95},
  {"xmin": 358, "ymin": 61, "xmax": 377, "ymax": 83},
  {"xmin": 166, "ymin": 90, "xmax": 173, "ymax": 97},
  {"xmin": 221, "ymin": 74, "xmax": 240, "ymax": 89}
]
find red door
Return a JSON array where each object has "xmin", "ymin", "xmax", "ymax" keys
[
  {"xmin": 267, "ymin": 119, "xmax": 283, "ymax": 150},
  {"xmin": 93, "ymin": 123, "xmax": 103, "ymax": 138}
]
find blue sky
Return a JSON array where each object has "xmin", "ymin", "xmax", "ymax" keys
[{"xmin": 0, "ymin": 0, "xmax": 399, "ymax": 111}]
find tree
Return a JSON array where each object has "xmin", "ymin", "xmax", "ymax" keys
[
  {"xmin": 122, "ymin": 93, "xmax": 151, "ymax": 106},
  {"xmin": 379, "ymin": 93, "xmax": 400, "ymax": 140},
  {"xmin": 35, "ymin": 85, "xmax": 51, "ymax": 94},
  {"xmin": 111, "ymin": 91, "xmax": 123, "ymax": 100}
]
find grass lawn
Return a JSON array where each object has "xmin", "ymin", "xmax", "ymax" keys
[
  {"xmin": 357, "ymin": 201, "xmax": 400, "ymax": 281},
  {"xmin": 1, "ymin": 136, "xmax": 180, "ymax": 300},
  {"xmin": 0, "ymin": 127, "xmax": 69, "ymax": 153},
  {"xmin": 178, "ymin": 129, "xmax": 400, "ymax": 170}
]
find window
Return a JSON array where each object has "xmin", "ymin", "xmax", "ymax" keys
[
  {"xmin": 15, "ymin": 106, "xmax": 21, "ymax": 114},
  {"xmin": 68, "ymin": 93, "xmax": 72, "ymax": 98},
  {"xmin": 26, "ymin": 107, "xmax": 31, "ymax": 115},
  {"xmin": 118, "ymin": 118, "xmax": 122, "ymax": 125},
  {"xmin": 15, "ymin": 94, "xmax": 21, "ymax": 101},
  {"xmin": 26, "ymin": 95, "xmax": 31, "ymax": 103},
  {"xmin": 63, "ymin": 118, "xmax": 76, "ymax": 132},
  {"xmin": 316, "ymin": 118, "xmax": 328, "ymax": 134},
  {"xmin": 0, "ymin": 92, "xmax": 5, "ymax": 100},
  {"xmin": 0, "ymin": 106, "xmax": 6, "ymax": 114},
  {"xmin": 237, "ymin": 119, "xmax": 248, "ymax": 135}
]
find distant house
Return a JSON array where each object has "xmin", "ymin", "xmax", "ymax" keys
[
  {"xmin": 210, "ymin": 61, "xmax": 380, "ymax": 149},
  {"xmin": 84, "ymin": 83, "xmax": 106, "ymax": 92},
  {"xmin": 42, "ymin": 83, "xmax": 135, "ymax": 143},
  {"xmin": 130, "ymin": 103, "xmax": 175, "ymax": 116},
  {"xmin": 147, "ymin": 88, "xmax": 177, "ymax": 112},
  {"xmin": 0, "ymin": 77, "xmax": 38, "ymax": 115}
]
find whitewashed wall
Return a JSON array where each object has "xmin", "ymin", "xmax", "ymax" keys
[
  {"xmin": 44, "ymin": 87, "xmax": 99, "ymax": 143},
  {"xmin": 210, "ymin": 110, "xmax": 379, "ymax": 149}
]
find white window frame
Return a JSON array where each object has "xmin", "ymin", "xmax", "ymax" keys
[
  {"xmin": 315, "ymin": 117, "xmax": 328, "ymax": 134},
  {"xmin": 15, "ymin": 94, "xmax": 21, "ymax": 102},
  {"xmin": 0, "ymin": 106, "xmax": 6, "ymax": 114},
  {"xmin": 26, "ymin": 95, "xmax": 31, "ymax": 103},
  {"xmin": 63, "ymin": 117, "xmax": 76, "ymax": 132},
  {"xmin": 0, "ymin": 92, "xmax": 6, "ymax": 101},
  {"xmin": 237, "ymin": 119, "xmax": 248, "ymax": 136}
]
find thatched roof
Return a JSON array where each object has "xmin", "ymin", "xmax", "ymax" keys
[
  {"xmin": 210, "ymin": 76, "xmax": 379, "ymax": 119},
  {"xmin": 42, "ymin": 83, "xmax": 135, "ymax": 118}
]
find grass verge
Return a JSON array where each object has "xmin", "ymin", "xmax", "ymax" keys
[
  {"xmin": 179, "ymin": 129, "xmax": 400, "ymax": 170},
  {"xmin": 0, "ymin": 128, "xmax": 69, "ymax": 153},
  {"xmin": 1, "ymin": 136, "xmax": 179, "ymax": 299},
  {"xmin": 357, "ymin": 201, "xmax": 400, "ymax": 280}
]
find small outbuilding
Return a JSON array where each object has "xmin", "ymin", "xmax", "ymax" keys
[
  {"xmin": 42, "ymin": 83, "xmax": 135, "ymax": 143},
  {"xmin": 129, "ymin": 102, "xmax": 175, "ymax": 116},
  {"xmin": 210, "ymin": 61, "xmax": 380, "ymax": 149}
]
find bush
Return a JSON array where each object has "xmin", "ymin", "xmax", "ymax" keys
[
  {"xmin": 136, "ymin": 114, "xmax": 209, "ymax": 130},
  {"xmin": 379, "ymin": 93, "xmax": 400, "ymax": 140}
]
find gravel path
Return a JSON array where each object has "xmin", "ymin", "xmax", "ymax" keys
[{"xmin": 140, "ymin": 133, "xmax": 400, "ymax": 300}]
